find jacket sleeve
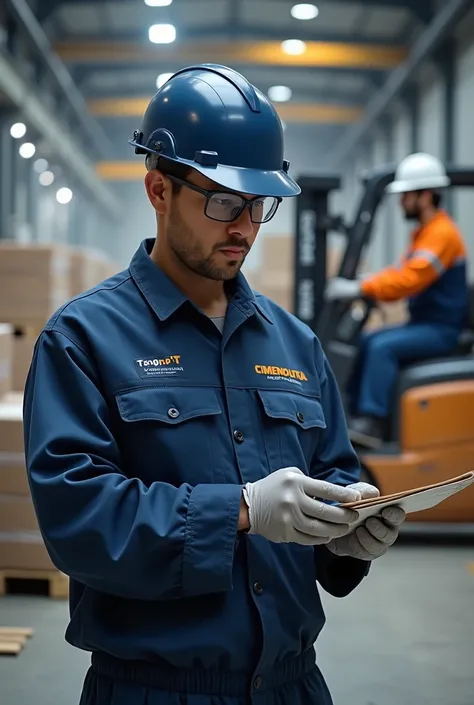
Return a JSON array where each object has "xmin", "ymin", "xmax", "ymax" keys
[
  {"xmin": 23, "ymin": 328, "xmax": 242, "ymax": 602},
  {"xmin": 311, "ymin": 349, "xmax": 370, "ymax": 597},
  {"xmin": 360, "ymin": 223, "xmax": 461, "ymax": 302}
]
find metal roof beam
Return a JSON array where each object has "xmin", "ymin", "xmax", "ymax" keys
[
  {"xmin": 54, "ymin": 38, "xmax": 407, "ymax": 70},
  {"xmin": 53, "ymin": 25, "xmax": 408, "ymax": 47},
  {"xmin": 33, "ymin": 0, "xmax": 426, "ymax": 7},
  {"xmin": 88, "ymin": 96, "xmax": 364, "ymax": 124},
  {"xmin": 327, "ymin": 0, "xmax": 473, "ymax": 167}
]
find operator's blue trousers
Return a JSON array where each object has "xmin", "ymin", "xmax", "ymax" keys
[
  {"xmin": 79, "ymin": 650, "xmax": 333, "ymax": 705},
  {"xmin": 347, "ymin": 322, "xmax": 460, "ymax": 419}
]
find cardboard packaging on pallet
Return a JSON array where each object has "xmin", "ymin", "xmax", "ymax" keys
[
  {"xmin": 0, "ymin": 241, "xmax": 72, "ymax": 326},
  {"xmin": 0, "ymin": 393, "xmax": 55, "ymax": 571},
  {"xmin": 244, "ymin": 234, "xmax": 345, "ymax": 314},
  {"xmin": 0, "ymin": 533, "xmax": 55, "ymax": 571},
  {"xmin": 10, "ymin": 328, "xmax": 36, "ymax": 392},
  {"xmin": 0, "ymin": 325, "xmax": 13, "ymax": 398},
  {"xmin": 69, "ymin": 247, "xmax": 119, "ymax": 297}
]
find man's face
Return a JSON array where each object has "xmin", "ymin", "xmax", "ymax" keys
[
  {"xmin": 400, "ymin": 191, "xmax": 422, "ymax": 220},
  {"xmin": 165, "ymin": 170, "xmax": 261, "ymax": 281}
]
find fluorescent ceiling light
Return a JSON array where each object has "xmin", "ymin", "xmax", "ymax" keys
[
  {"xmin": 10, "ymin": 122, "xmax": 26, "ymax": 139},
  {"xmin": 268, "ymin": 85, "xmax": 293, "ymax": 102},
  {"xmin": 56, "ymin": 187, "xmax": 73, "ymax": 204},
  {"xmin": 145, "ymin": 0, "xmax": 172, "ymax": 5},
  {"xmin": 149, "ymin": 24, "xmax": 176, "ymax": 44},
  {"xmin": 39, "ymin": 170, "xmax": 55, "ymax": 186},
  {"xmin": 157, "ymin": 72, "xmax": 174, "ymax": 89},
  {"xmin": 291, "ymin": 4, "xmax": 319, "ymax": 20},
  {"xmin": 33, "ymin": 158, "xmax": 49, "ymax": 173},
  {"xmin": 281, "ymin": 39, "xmax": 307, "ymax": 55},
  {"xmin": 19, "ymin": 142, "xmax": 36, "ymax": 159}
]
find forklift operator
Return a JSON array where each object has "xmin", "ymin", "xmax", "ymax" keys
[{"xmin": 326, "ymin": 153, "xmax": 469, "ymax": 448}]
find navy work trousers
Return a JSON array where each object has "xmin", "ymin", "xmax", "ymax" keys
[
  {"xmin": 347, "ymin": 322, "xmax": 460, "ymax": 418},
  {"xmin": 79, "ymin": 650, "xmax": 333, "ymax": 705}
]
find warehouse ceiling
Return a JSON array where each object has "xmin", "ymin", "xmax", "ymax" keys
[{"xmin": 0, "ymin": 0, "xmax": 455, "ymax": 203}]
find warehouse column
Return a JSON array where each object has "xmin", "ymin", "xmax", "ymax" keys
[
  {"xmin": 0, "ymin": 115, "xmax": 15, "ymax": 239},
  {"xmin": 435, "ymin": 40, "xmax": 456, "ymax": 215},
  {"xmin": 403, "ymin": 83, "xmax": 419, "ymax": 154},
  {"xmin": 379, "ymin": 116, "xmax": 395, "ymax": 264}
]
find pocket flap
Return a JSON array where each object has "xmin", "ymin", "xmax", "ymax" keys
[
  {"xmin": 116, "ymin": 387, "xmax": 222, "ymax": 424},
  {"xmin": 257, "ymin": 390, "xmax": 327, "ymax": 430}
]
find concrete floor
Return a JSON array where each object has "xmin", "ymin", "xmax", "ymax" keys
[{"xmin": 0, "ymin": 541, "xmax": 473, "ymax": 705}]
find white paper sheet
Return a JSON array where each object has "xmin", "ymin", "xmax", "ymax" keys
[{"xmin": 346, "ymin": 472, "xmax": 474, "ymax": 531}]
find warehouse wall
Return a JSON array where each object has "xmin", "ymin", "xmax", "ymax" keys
[{"xmin": 454, "ymin": 8, "xmax": 474, "ymax": 278}]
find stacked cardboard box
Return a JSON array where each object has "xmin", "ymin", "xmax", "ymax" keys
[
  {"xmin": 0, "ymin": 393, "xmax": 55, "ymax": 571},
  {"xmin": 70, "ymin": 246, "xmax": 120, "ymax": 298},
  {"xmin": 0, "ymin": 241, "xmax": 72, "ymax": 326},
  {"xmin": 245, "ymin": 235, "xmax": 294, "ymax": 311},
  {"xmin": 245, "ymin": 234, "xmax": 345, "ymax": 313},
  {"xmin": 0, "ymin": 325, "xmax": 13, "ymax": 398},
  {"xmin": 0, "ymin": 242, "xmax": 121, "ymax": 391},
  {"xmin": 0, "ymin": 241, "xmax": 119, "ymax": 576}
]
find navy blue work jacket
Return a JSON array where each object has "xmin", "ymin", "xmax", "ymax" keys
[{"xmin": 23, "ymin": 238, "xmax": 369, "ymax": 695}]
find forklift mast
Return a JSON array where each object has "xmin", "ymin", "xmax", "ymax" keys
[{"xmin": 292, "ymin": 175, "xmax": 341, "ymax": 332}]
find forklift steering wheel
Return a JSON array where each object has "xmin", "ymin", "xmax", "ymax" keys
[{"xmin": 332, "ymin": 295, "xmax": 376, "ymax": 345}]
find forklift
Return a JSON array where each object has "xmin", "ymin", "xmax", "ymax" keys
[{"xmin": 292, "ymin": 167, "xmax": 474, "ymax": 527}]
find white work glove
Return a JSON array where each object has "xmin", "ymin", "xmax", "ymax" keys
[
  {"xmin": 243, "ymin": 467, "xmax": 362, "ymax": 546},
  {"xmin": 325, "ymin": 277, "xmax": 361, "ymax": 301},
  {"xmin": 326, "ymin": 481, "xmax": 406, "ymax": 560}
]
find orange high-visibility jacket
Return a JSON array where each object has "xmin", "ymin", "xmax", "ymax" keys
[{"xmin": 360, "ymin": 211, "xmax": 468, "ymax": 327}]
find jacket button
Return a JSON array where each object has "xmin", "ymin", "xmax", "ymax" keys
[
  {"xmin": 253, "ymin": 676, "xmax": 263, "ymax": 690},
  {"xmin": 233, "ymin": 430, "xmax": 245, "ymax": 443},
  {"xmin": 253, "ymin": 582, "xmax": 263, "ymax": 595},
  {"xmin": 167, "ymin": 408, "xmax": 180, "ymax": 419},
  {"xmin": 296, "ymin": 411, "xmax": 305, "ymax": 423}
]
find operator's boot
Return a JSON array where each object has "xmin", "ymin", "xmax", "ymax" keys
[{"xmin": 348, "ymin": 416, "xmax": 384, "ymax": 449}]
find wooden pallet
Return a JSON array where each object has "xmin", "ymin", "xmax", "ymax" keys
[
  {"xmin": 0, "ymin": 627, "xmax": 34, "ymax": 656},
  {"xmin": 0, "ymin": 569, "xmax": 69, "ymax": 599}
]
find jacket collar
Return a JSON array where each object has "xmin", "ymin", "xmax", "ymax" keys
[{"xmin": 129, "ymin": 238, "xmax": 273, "ymax": 324}]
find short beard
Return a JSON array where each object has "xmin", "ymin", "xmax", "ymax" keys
[{"xmin": 167, "ymin": 202, "xmax": 247, "ymax": 281}]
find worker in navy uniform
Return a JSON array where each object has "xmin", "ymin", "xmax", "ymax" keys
[
  {"xmin": 23, "ymin": 64, "xmax": 406, "ymax": 705},
  {"xmin": 326, "ymin": 153, "xmax": 468, "ymax": 449}
]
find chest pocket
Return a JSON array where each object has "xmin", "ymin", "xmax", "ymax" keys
[
  {"xmin": 257, "ymin": 390, "xmax": 326, "ymax": 472},
  {"xmin": 115, "ymin": 386, "xmax": 223, "ymax": 486}
]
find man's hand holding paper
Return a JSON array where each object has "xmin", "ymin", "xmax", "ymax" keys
[{"xmin": 326, "ymin": 481, "xmax": 406, "ymax": 561}]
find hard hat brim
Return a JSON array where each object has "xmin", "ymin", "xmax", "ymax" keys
[
  {"xmin": 178, "ymin": 159, "xmax": 302, "ymax": 198},
  {"xmin": 386, "ymin": 175, "xmax": 451, "ymax": 194}
]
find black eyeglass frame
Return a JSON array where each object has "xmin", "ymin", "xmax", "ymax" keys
[{"xmin": 166, "ymin": 175, "xmax": 282, "ymax": 224}]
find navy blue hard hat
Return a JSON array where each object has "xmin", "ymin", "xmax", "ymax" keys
[{"xmin": 129, "ymin": 63, "xmax": 301, "ymax": 198}]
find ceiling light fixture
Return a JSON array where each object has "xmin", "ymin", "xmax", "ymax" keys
[
  {"xmin": 145, "ymin": 0, "xmax": 172, "ymax": 6},
  {"xmin": 281, "ymin": 39, "xmax": 307, "ymax": 55},
  {"xmin": 33, "ymin": 158, "xmax": 49, "ymax": 174},
  {"xmin": 268, "ymin": 85, "xmax": 293, "ymax": 102},
  {"xmin": 157, "ymin": 72, "xmax": 174, "ymax": 88},
  {"xmin": 10, "ymin": 122, "xmax": 27, "ymax": 139},
  {"xmin": 56, "ymin": 187, "xmax": 73, "ymax": 204},
  {"xmin": 19, "ymin": 142, "xmax": 36, "ymax": 159},
  {"xmin": 149, "ymin": 23, "xmax": 176, "ymax": 44},
  {"xmin": 291, "ymin": 4, "xmax": 319, "ymax": 20},
  {"xmin": 39, "ymin": 171, "xmax": 55, "ymax": 187}
]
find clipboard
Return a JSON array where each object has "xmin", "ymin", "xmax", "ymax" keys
[{"xmin": 340, "ymin": 471, "xmax": 474, "ymax": 531}]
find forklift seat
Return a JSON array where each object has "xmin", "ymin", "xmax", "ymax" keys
[{"xmin": 386, "ymin": 284, "xmax": 474, "ymax": 443}]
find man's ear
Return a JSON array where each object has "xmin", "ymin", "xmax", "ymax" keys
[{"xmin": 145, "ymin": 170, "xmax": 172, "ymax": 215}]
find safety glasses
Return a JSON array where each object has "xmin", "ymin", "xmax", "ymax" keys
[{"xmin": 167, "ymin": 175, "xmax": 282, "ymax": 224}]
